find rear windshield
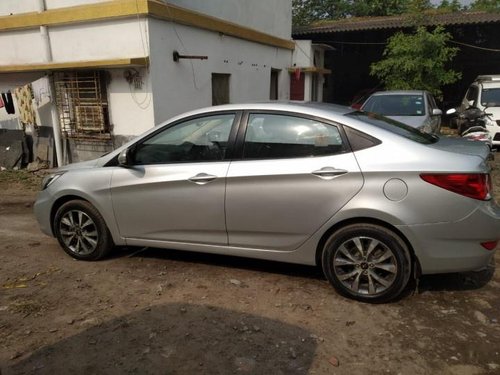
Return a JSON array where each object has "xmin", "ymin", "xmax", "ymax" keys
[
  {"xmin": 346, "ymin": 112, "xmax": 438, "ymax": 144},
  {"xmin": 362, "ymin": 94, "xmax": 425, "ymax": 116}
]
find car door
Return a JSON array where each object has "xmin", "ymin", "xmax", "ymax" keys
[
  {"xmin": 225, "ymin": 112, "xmax": 364, "ymax": 251},
  {"xmin": 110, "ymin": 112, "xmax": 240, "ymax": 245}
]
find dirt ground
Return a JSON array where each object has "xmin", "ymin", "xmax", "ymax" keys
[{"xmin": 1, "ymin": 152, "xmax": 500, "ymax": 375}]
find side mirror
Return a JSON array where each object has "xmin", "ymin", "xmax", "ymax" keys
[
  {"xmin": 432, "ymin": 108, "xmax": 442, "ymax": 116},
  {"xmin": 446, "ymin": 108, "xmax": 457, "ymax": 115},
  {"xmin": 117, "ymin": 149, "xmax": 132, "ymax": 167}
]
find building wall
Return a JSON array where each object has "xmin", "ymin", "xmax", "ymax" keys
[
  {"xmin": 107, "ymin": 67, "xmax": 155, "ymax": 138},
  {"xmin": 148, "ymin": 18, "xmax": 291, "ymax": 126},
  {"xmin": 0, "ymin": 0, "xmax": 294, "ymax": 164},
  {"xmin": 164, "ymin": 0, "xmax": 292, "ymax": 40},
  {"xmin": 0, "ymin": 18, "xmax": 148, "ymax": 65},
  {"xmin": 0, "ymin": 0, "xmax": 108, "ymax": 16}
]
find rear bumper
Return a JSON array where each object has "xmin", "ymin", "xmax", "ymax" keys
[{"xmin": 397, "ymin": 201, "xmax": 499, "ymax": 274}]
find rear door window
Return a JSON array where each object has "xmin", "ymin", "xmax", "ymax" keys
[{"xmin": 243, "ymin": 114, "xmax": 346, "ymax": 159}]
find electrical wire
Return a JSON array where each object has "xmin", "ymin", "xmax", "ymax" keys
[
  {"xmin": 164, "ymin": 1, "xmax": 200, "ymax": 90},
  {"xmin": 130, "ymin": 0, "xmax": 152, "ymax": 110},
  {"xmin": 449, "ymin": 40, "xmax": 500, "ymax": 52}
]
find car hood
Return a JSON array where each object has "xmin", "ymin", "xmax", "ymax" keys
[
  {"xmin": 483, "ymin": 106, "xmax": 500, "ymax": 120},
  {"xmin": 58, "ymin": 158, "xmax": 99, "ymax": 171},
  {"xmin": 385, "ymin": 115, "xmax": 425, "ymax": 128},
  {"xmin": 429, "ymin": 136, "xmax": 490, "ymax": 161}
]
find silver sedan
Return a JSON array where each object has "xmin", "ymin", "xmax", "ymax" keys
[
  {"xmin": 34, "ymin": 102, "xmax": 499, "ymax": 303},
  {"xmin": 361, "ymin": 90, "xmax": 443, "ymax": 134}
]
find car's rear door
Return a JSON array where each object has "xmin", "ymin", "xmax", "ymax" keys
[
  {"xmin": 110, "ymin": 112, "xmax": 241, "ymax": 245},
  {"xmin": 225, "ymin": 111, "xmax": 364, "ymax": 250}
]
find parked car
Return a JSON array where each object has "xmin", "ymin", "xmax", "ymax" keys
[
  {"xmin": 361, "ymin": 90, "xmax": 442, "ymax": 134},
  {"xmin": 34, "ymin": 102, "xmax": 499, "ymax": 303},
  {"xmin": 455, "ymin": 75, "xmax": 500, "ymax": 148},
  {"xmin": 350, "ymin": 88, "xmax": 377, "ymax": 110}
]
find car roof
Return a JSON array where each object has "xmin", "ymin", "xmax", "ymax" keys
[
  {"xmin": 164, "ymin": 101, "xmax": 356, "ymax": 123},
  {"xmin": 370, "ymin": 90, "xmax": 427, "ymax": 96}
]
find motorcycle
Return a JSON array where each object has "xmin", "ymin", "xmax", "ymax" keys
[{"xmin": 446, "ymin": 106, "xmax": 493, "ymax": 150}]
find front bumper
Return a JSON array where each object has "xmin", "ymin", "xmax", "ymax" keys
[{"xmin": 33, "ymin": 189, "xmax": 54, "ymax": 237}]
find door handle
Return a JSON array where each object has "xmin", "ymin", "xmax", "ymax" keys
[
  {"xmin": 311, "ymin": 167, "xmax": 347, "ymax": 179},
  {"xmin": 188, "ymin": 173, "xmax": 217, "ymax": 185}
]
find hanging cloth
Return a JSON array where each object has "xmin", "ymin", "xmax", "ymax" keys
[
  {"xmin": 1, "ymin": 92, "xmax": 15, "ymax": 114},
  {"xmin": 13, "ymin": 84, "xmax": 36, "ymax": 125}
]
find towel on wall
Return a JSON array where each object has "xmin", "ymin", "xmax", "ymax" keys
[{"xmin": 14, "ymin": 84, "xmax": 36, "ymax": 125}]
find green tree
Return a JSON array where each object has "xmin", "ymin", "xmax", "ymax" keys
[
  {"xmin": 469, "ymin": 0, "xmax": 500, "ymax": 11},
  {"xmin": 292, "ymin": 0, "xmax": 350, "ymax": 26},
  {"xmin": 292, "ymin": 0, "xmax": 414, "ymax": 26},
  {"xmin": 350, "ymin": 1, "xmax": 411, "ymax": 17},
  {"xmin": 437, "ymin": 0, "xmax": 463, "ymax": 11},
  {"xmin": 370, "ymin": 26, "xmax": 461, "ymax": 97}
]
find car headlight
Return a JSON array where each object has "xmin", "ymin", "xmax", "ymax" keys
[{"xmin": 41, "ymin": 171, "xmax": 65, "ymax": 190}]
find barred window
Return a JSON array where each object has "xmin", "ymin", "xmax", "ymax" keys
[{"xmin": 54, "ymin": 71, "xmax": 110, "ymax": 139}]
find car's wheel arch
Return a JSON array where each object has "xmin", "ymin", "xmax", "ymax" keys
[
  {"xmin": 49, "ymin": 194, "xmax": 124, "ymax": 246},
  {"xmin": 315, "ymin": 217, "xmax": 421, "ymax": 278}
]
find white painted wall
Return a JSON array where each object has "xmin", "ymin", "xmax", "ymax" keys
[
  {"xmin": 165, "ymin": 0, "xmax": 292, "ymax": 40},
  {"xmin": 0, "ymin": 18, "xmax": 148, "ymax": 66},
  {"xmin": 107, "ymin": 68, "xmax": 155, "ymax": 137},
  {"xmin": 148, "ymin": 18, "xmax": 292, "ymax": 125},
  {"xmin": 293, "ymin": 40, "xmax": 313, "ymax": 67},
  {"xmin": 0, "ymin": 29, "xmax": 46, "ymax": 65},
  {"xmin": 49, "ymin": 18, "xmax": 148, "ymax": 63},
  {"xmin": 0, "ymin": 0, "xmax": 108, "ymax": 16}
]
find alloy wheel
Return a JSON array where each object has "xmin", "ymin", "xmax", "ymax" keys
[
  {"xmin": 333, "ymin": 236, "xmax": 398, "ymax": 295},
  {"xmin": 58, "ymin": 210, "xmax": 99, "ymax": 255}
]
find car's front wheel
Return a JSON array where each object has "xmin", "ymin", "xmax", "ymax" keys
[
  {"xmin": 322, "ymin": 223, "xmax": 412, "ymax": 303},
  {"xmin": 54, "ymin": 200, "xmax": 113, "ymax": 260}
]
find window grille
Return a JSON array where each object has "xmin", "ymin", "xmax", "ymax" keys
[{"xmin": 54, "ymin": 71, "xmax": 110, "ymax": 139}]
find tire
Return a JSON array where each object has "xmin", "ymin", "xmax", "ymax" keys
[
  {"xmin": 53, "ymin": 200, "xmax": 114, "ymax": 261},
  {"xmin": 322, "ymin": 223, "xmax": 412, "ymax": 303}
]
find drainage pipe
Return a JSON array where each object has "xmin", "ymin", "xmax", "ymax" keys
[{"xmin": 37, "ymin": 0, "xmax": 63, "ymax": 166}]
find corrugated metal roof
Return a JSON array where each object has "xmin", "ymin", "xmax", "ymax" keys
[{"xmin": 293, "ymin": 11, "xmax": 500, "ymax": 35}]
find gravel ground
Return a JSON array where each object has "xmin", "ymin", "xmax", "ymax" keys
[{"xmin": 0, "ymin": 150, "xmax": 499, "ymax": 375}]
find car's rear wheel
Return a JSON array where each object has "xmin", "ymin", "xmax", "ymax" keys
[
  {"xmin": 54, "ymin": 200, "xmax": 113, "ymax": 260},
  {"xmin": 322, "ymin": 224, "xmax": 411, "ymax": 303}
]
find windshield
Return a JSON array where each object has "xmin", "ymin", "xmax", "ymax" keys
[
  {"xmin": 362, "ymin": 94, "xmax": 425, "ymax": 116},
  {"xmin": 347, "ymin": 112, "xmax": 437, "ymax": 144},
  {"xmin": 480, "ymin": 87, "xmax": 500, "ymax": 107}
]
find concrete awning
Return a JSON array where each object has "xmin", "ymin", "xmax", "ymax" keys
[{"xmin": 0, "ymin": 57, "xmax": 149, "ymax": 75}]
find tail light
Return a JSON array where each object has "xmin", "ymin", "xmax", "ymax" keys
[{"xmin": 420, "ymin": 173, "xmax": 491, "ymax": 201}]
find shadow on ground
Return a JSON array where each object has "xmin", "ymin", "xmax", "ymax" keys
[
  {"xmin": 116, "ymin": 246, "xmax": 496, "ymax": 296},
  {"xmin": 115, "ymin": 246, "xmax": 325, "ymax": 281},
  {"xmin": 5, "ymin": 303, "xmax": 317, "ymax": 375},
  {"xmin": 418, "ymin": 262, "xmax": 496, "ymax": 293}
]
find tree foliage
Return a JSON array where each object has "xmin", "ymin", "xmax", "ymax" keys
[
  {"xmin": 469, "ymin": 0, "xmax": 500, "ymax": 11},
  {"xmin": 370, "ymin": 27, "xmax": 461, "ymax": 97},
  {"xmin": 292, "ymin": 0, "xmax": 414, "ymax": 26},
  {"xmin": 437, "ymin": 0, "xmax": 463, "ymax": 11},
  {"xmin": 292, "ymin": 0, "xmax": 498, "ymax": 26}
]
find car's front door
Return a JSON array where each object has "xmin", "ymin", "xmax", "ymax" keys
[
  {"xmin": 225, "ymin": 112, "xmax": 363, "ymax": 250},
  {"xmin": 110, "ymin": 112, "xmax": 239, "ymax": 245}
]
